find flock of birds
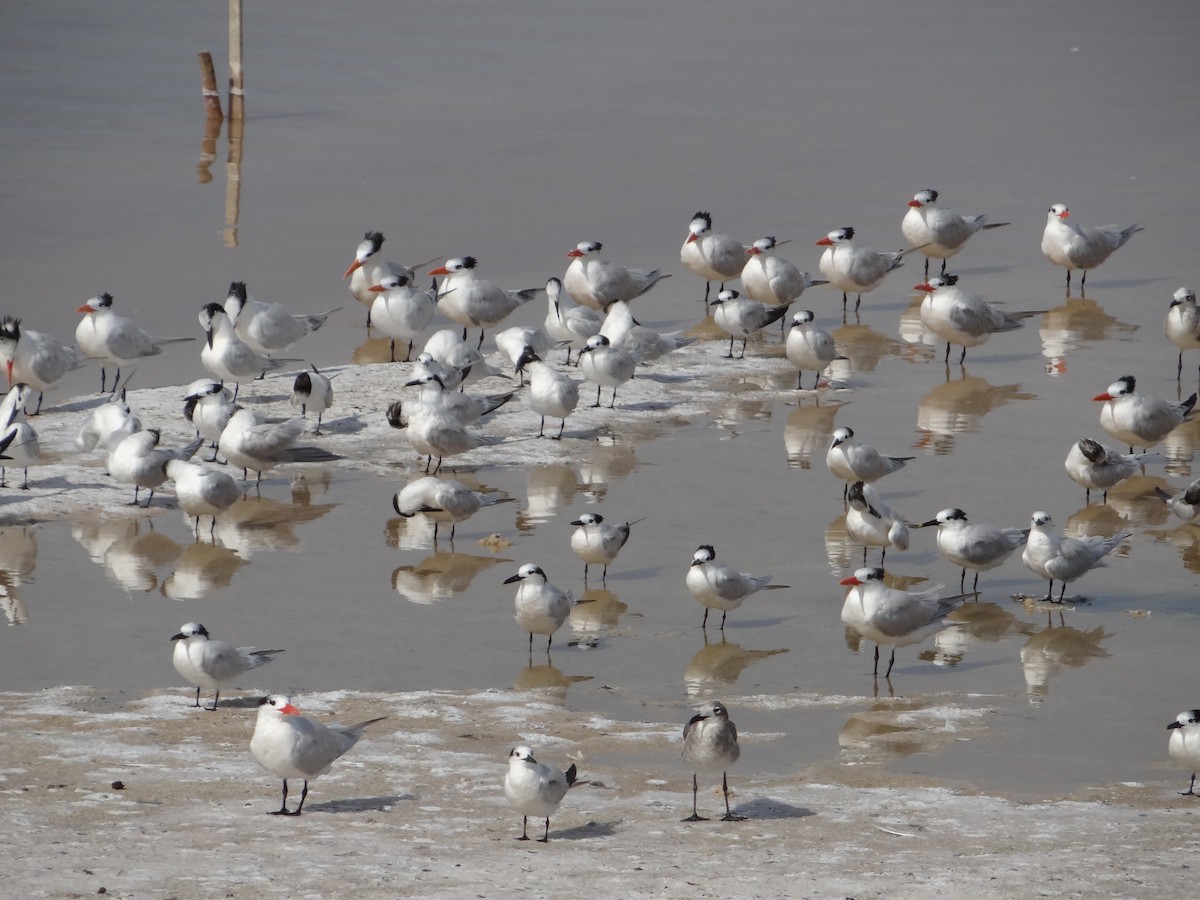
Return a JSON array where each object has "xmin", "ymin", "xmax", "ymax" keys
[{"xmin": 7, "ymin": 189, "xmax": 1200, "ymax": 837}]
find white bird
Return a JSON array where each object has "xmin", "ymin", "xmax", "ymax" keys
[
  {"xmin": 0, "ymin": 316, "xmax": 84, "ymax": 415},
  {"xmin": 515, "ymin": 347, "xmax": 579, "ymax": 440},
  {"xmin": 599, "ymin": 300, "xmax": 694, "ymax": 362},
  {"xmin": 223, "ymin": 281, "xmax": 337, "ymax": 356},
  {"xmin": 74, "ymin": 292, "xmax": 193, "ymax": 393},
  {"xmin": 198, "ymin": 303, "xmax": 283, "ymax": 399},
  {"xmin": 563, "ymin": 239, "xmax": 670, "ymax": 311},
  {"xmin": 544, "ymin": 276, "xmax": 603, "ymax": 365},
  {"xmin": 1041, "ymin": 203, "xmax": 1142, "ymax": 291},
  {"xmin": 569, "ymin": 512, "xmax": 642, "ymax": 582},
  {"xmin": 429, "ymin": 256, "xmax": 539, "ymax": 348},
  {"xmin": 504, "ymin": 562, "xmax": 574, "ymax": 653},
  {"xmin": 218, "ymin": 408, "xmax": 334, "ymax": 484},
  {"xmin": 826, "ymin": 426, "xmax": 913, "ymax": 496},
  {"xmin": 741, "ymin": 236, "xmax": 827, "ymax": 321},
  {"xmin": 845, "ymin": 481, "xmax": 910, "ymax": 564},
  {"xmin": 816, "ymin": 227, "xmax": 915, "ymax": 313},
  {"xmin": 250, "ymin": 694, "xmax": 387, "ymax": 816},
  {"xmin": 504, "ymin": 745, "xmax": 578, "ymax": 842},
  {"xmin": 785, "ymin": 309, "xmax": 842, "ymax": 390},
  {"xmin": 107, "ymin": 428, "xmax": 204, "ymax": 507},
  {"xmin": 394, "ymin": 401, "xmax": 503, "ymax": 474},
  {"xmin": 170, "ymin": 622, "xmax": 283, "ymax": 710},
  {"xmin": 183, "ymin": 379, "xmax": 237, "ymax": 462},
  {"xmin": 75, "ymin": 387, "xmax": 141, "ymax": 456},
  {"xmin": 709, "ymin": 289, "xmax": 790, "ymax": 359},
  {"xmin": 681, "ymin": 700, "xmax": 743, "ymax": 822},
  {"xmin": 1167, "ymin": 709, "xmax": 1200, "ymax": 795},
  {"xmin": 920, "ymin": 507, "xmax": 1028, "ymax": 591},
  {"xmin": 0, "ymin": 384, "xmax": 40, "ymax": 489},
  {"xmin": 1164, "ymin": 287, "xmax": 1200, "ymax": 384},
  {"xmin": 165, "ymin": 459, "xmax": 242, "ymax": 538},
  {"xmin": 494, "ymin": 325, "xmax": 552, "ymax": 386},
  {"xmin": 839, "ymin": 567, "xmax": 972, "ymax": 677},
  {"xmin": 1021, "ymin": 510, "xmax": 1131, "ymax": 602},
  {"xmin": 1093, "ymin": 375, "xmax": 1196, "ymax": 451},
  {"xmin": 367, "ymin": 274, "xmax": 438, "ymax": 362},
  {"xmin": 1065, "ymin": 437, "xmax": 1156, "ymax": 502},
  {"xmin": 901, "ymin": 189, "xmax": 1008, "ymax": 278},
  {"xmin": 1154, "ymin": 478, "xmax": 1200, "ymax": 522},
  {"xmin": 343, "ymin": 231, "xmax": 436, "ymax": 327},
  {"xmin": 290, "ymin": 365, "xmax": 334, "ymax": 434},
  {"xmin": 420, "ymin": 328, "xmax": 506, "ymax": 386},
  {"xmin": 400, "ymin": 370, "xmax": 515, "ymax": 427},
  {"xmin": 391, "ymin": 475, "xmax": 511, "ymax": 543},
  {"xmin": 686, "ymin": 544, "xmax": 774, "ymax": 629},
  {"xmin": 578, "ymin": 333, "xmax": 638, "ymax": 408},
  {"xmin": 915, "ymin": 274, "xmax": 1036, "ymax": 364},
  {"xmin": 680, "ymin": 211, "xmax": 746, "ymax": 309}
]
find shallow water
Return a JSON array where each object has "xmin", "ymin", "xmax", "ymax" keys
[{"xmin": 2, "ymin": 0, "xmax": 1199, "ymax": 802}]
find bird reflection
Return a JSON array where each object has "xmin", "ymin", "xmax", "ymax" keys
[
  {"xmin": 1040, "ymin": 296, "xmax": 1138, "ymax": 376},
  {"xmin": 568, "ymin": 587, "xmax": 630, "ymax": 634},
  {"xmin": 577, "ymin": 440, "xmax": 638, "ymax": 499},
  {"xmin": 213, "ymin": 493, "xmax": 337, "ymax": 557},
  {"xmin": 350, "ymin": 335, "xmax": 399, "ymax": 365},
  {"xmin": 513, "ymin": 661, "xmax": 593, "ymax": 704},
  {"xmin": 1163, "ymin": 419, "xmax": 1200, "ymax": 478},
  {"xmin": 1102, "ymin": 477, "xmax": 1171, "ymax": 528},
  {"xmin": 1146, "ymin": 523, "xmax": 1200, "ymax": 573},
  {"xmin": 518, "ymin": 464, "xmax": 580, "ymax": 531},
  {"xmin": 785, "ymin": 401, "xmax": 846, "ymax": 471},
  {"xmin": 1063, "ymin": 503, "xmax": 1132, "ymax": 558},
  {"xmin": 98, "ymin": 520, "xmax": 183, "ymax": 593},
  {"xmin": 709, "ymin": 378, "xmax": 772, "ymax": 429},
  {"xmin": 930, "ymin": 602, "xmax": 1034, "ymax": 666},
  {"xmin": 683, "ymin": 632, "xmax": 788, "ymax": 697},
  {"xmin": 832, "ymin": 322, "xmax": 903, "ymax": 373},
  {"xmin": 838, "ymin": 707, "xmax": 924, "ymax": 758},
  {"xmin": 914, "ymin": 369, "xmax": 1034, "ymax": 454},
  {"xmin": 0, "ymin": 526, "xmax": 36, "ymax": 624},
  {"xmin": 390, "ymin": 551, "xmax": 511, "ymax": 604},
  {"xmin": 897, "ymin": 296, "xmax": 937, "ymax": 353},
  {"xmin": 160, "ymin": 541, "xmax": 249, "ymax": 599},
  {"xmin": 824, "ymin": 514, "xmax": 854, "ymax": 574},
  {"xmin": 1020, "ymin": 611, "xmax": 1110, "ymax": 703}
]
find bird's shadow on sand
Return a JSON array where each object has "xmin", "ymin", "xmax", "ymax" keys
[
  {"xmin": 732, "ymin": 798, "xmax": 815, "ymax": 820},
  {"xmin": 306, "ymin": 793, "xmax": 414, "ymax": 814},
  {"xmin": 549, "ymin": 819, "xmax": 620, "ymax": 840}
]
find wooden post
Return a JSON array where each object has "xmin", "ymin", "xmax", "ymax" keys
[
  {"xmin": 224, "ymin": 0, "xmax": 244, "ymax": 246},
  {"xmin": 228, "ymin": 0, "xmax": 244, "ymax": 120}
]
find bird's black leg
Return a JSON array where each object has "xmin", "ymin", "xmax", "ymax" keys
[
  {"xmin": 720, "ymin": 770, "xmax": 746, "ymax": 821},
  {"xmin": 517, "ymin": 815, "xmax": 531, "ymax": 840},
  {"xmin": 538, "ymin": 818, "xmax": 550, "ymax": 843},
  {"xmin": 682, "ymin": 772, "xmax": 707, "ymax": 822}
]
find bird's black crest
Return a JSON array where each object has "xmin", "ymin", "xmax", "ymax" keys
[
  {"xmin": 0, "ymin": 316, "xmax": 21, "ymax": 340},
  {"xmin": 227, "ymin": 281, "xmax": 248, "ymax": 301},
  {"xmin": 460, "ymin": 256, "xmax": 478, "ymax": 269},
  {"xmin": 96, "ymin": 292, "xmax": 114, "ymax": 307},
  {"xmin": 691, "ymin": 211, "xmax": 713, "ymax": 228},
  {"xmin": 840, "ymin": 227, "xmax": 855, "ymax": 240},
  {"xmin": 365, "ymin": 231, "xmax": 385, "ymax": 249}
]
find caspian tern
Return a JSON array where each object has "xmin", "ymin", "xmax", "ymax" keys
[
  {"xmin": 681, "ymin": 211, "xmax": 746, "ymax": 309},
  {"xmin": 106, "ymin": 428, "xmax": 204, "ymax": 507},
  {"xmin": 1093, "ymin": 375, "xmax": 1196, "ymax": 451},
  {"xmin": 599, "ymin": 300, "xmax": 694, "ymax": 362},
  {"xmin": 344, "ymin": 231, "xmax": 437, "ymax": 327},
  {"xmin": 504, "ymin": 745, "xmax": 578, "ymax": 842},
  {"xmin": 504, "ymin": 562, "xmax": 574, "ymax": 654},
  {"xmin": 170, "ymin": 622, "xmax": 283, "ymax": 710},
  {"xmin": 915, "ymin": 274, "xmax": 1038, "ymax": 364},
  {"xmin": 826, "ymin": 426, "xmax": 913, "ymax": 497},
  {"xmin": 839, "ymin": 566, "xmax": 973, "ymax": 677},
  {"xmin": 680, "ymin": 700, "xmax": 743, "ymax": 822},
  {"xmin": 785, "ymin": 309, "xmax": 842, "ymax": 390},
  {"xmin": 1154, "ymin": 478, "xmax": 1200, "ymax": 522},
  {"xmin": 290, "ymin": 365, "xmax": 334, "ymax": 434},
  {"xmin": 0, "ymin": 316, "xmax": 84, "ymax": 415},
  {"xmin": 165, "ymin": 459, "xmax": 242, "ymax": 538},
  {"xmin": 563, "ymin": 240, "xmax": 669, "ymax": 311},
  {"xmin": 1065, "ymin": 437, "xmax": 1157, "ymax": 503},
  {"xmin": 741, "ymin": 236, "xmax": 827, "ymax": 331},
  {"xmin": 920, "ymin": 507, "xmax": 1028, "ymax": 592},
  {"xmin": 1167, "ymin": 710, "xmax": 1200, "ymax": 795},
  {"xmin": 901, "ymin": 189, "xmax": 1009, "ymax": 278},
  {"xmin": 391, "ymin": 475, "xmax": 511, "ymax": 543},
  {"xmin": 250, "ymin": 694, "xmax": 387, "ymax": 816},
  {"xmin": 515, "ymin": 346, "xmax": 579, "ymax": 440},
  {"xmin": 845, "ymin": 481, "xmax": 910, "ymax": 564},
  {"xmin": 569, "ymin": 512, "xmax": 642, "ymax": 583},
  {"xmin": 816, "ymin": 227, "xmax": 917, "ymax": 313},
  {"xmin": 1021, "ymin": 510, "xmax": 1130, "ymax": 602},
  {"xmin": 578, "ymin": 333, "xmax": 638, "ymax": 408},
  {"xmin": 544, "ymin": 276, "xmax": 603, "ymax": 365},
  {"xmin": 198, "ymin": 303, "xmax": 284, "ymax": 399},
  {"xmin": 367, "ymin": 274, "xmax": 438, "ymax": 362},
  {"xmin": 709, "ymin": 289, "xmax": 790, "ymax": 359},
  {"xmin": 429, "ymin": 256, "xmax": 539, "ymax": 348},
  {"xmin": 1164, "ymin": 288, "xmax": 1200, "ymax": 383},
  {"xmin": 1041, "ymin": 203, "xmax": 1142, "ymax": 291},
  {"xmin": 223, "ymin": 281, "xmax": 338, "ymax": 356},
  {"xmin": 686, "ymin": 544, "xmax": 775, "ymax": 629},
  {"xmin": 75, "ymin": 293, "xmax": 194, "ymax": 393}
]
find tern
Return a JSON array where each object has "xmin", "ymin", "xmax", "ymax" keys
[
  {"xmin": 250, "ymin": 694, "xmax": 387, "ymax": 816},
  {"xmin": 429, "ymin": 256, "xmax": 539, "ymax": 348},
  {"xmin": 1093, "ymin": 375, "xmax": 1196, "ymax": 452},
  {"xmin": 391, "ymin": 475, "xmax": 511, "ymax": 543},
  {"xmin": 367, "ymin": 274, "xmax": 438, "ymax": 362},
  {"xmin": 1164, "ymin": 287, "xmax": 1200, "ymax": 383},
  {"xmin": 183, "ymin": 379, "xmax": 237, "ymax": 462},
  {"xmin": 569, "ymin": 512, "xmax": 642, "ymax": 582},
  {"xmin": 816, "ymin": 227, "xmax": 916, "ymax": 313},
  {"xmin": 1167, "ymin": 710, "xmax": 1200, "ymax": 795},
  {"xmin": 515, "ymin": 347, "xmax": 579, "ymax": 439},
  {"xmin": 75, "ymin": 292, "xmax": 194, "ymax": 393},
  {"xmin": 420, "ymin": 328, "xmax": 506, "ymax": 386},
  {"xmin": 709, "ymin": 289, "xmax": 790, "ymax": 359},
  {"xmin": 785, "ymin": 309, "xmax": 842, "ymax": 390},
  {"xmin": 599, "ymin": 300, "xmax": 695, "ymax": 362},
  {"xmin": 170, "ymin": 622, "xmax": 283, "ymax": 710},
  {"xmin": 1041, "ymin": 203, "xmax": 1142, "ymax": 291},
  {"xmin": 578, "ymin": 333, "xmax": 638, "ymax": 408},
  {"xmin": 921, "ymin": 507, "xmax": 1028, "ymax": 591},
  {"xmin": 198, "ymin": 303, "xmax": 284, "ymax": 399},
  {"xmin": 826, "ymin": 426, "xmax": 913, "ymax": 497},
  {"xmin": 1021, "ymin": 510, "xmax": 1130, "ymax": 602},
  {"xmin": 494, "ymin": 325, "xmax": 552, "ymax": 386},
  {"xmin": 686, "ymin": 544, "xmax": 775, "ymax": 629},
  {"xmin": 563, "ymin": 239, "xmax": 669, "ymax": 311},
  {"xmin": 681, "ymin": 700, "xmax": 743, "ymax": 822},
  {"xmin": 75, "ymin": 387, "xmax": 141, "ymax": 456},
  {"xmin": 839, "ymin": 567, "xmax": 973, "ymax": 677},
  {"xmin": 400, "ymin": 371, "xmax": 514, "ymax": 427},
  {"xmin": 0, "ymin": 384, "xmax": 40, "ymax": 489},
  {"xmin": 290, "ymin": 365, "xmax": 334, "ymax": 434},
  {"xmin": 218, "ymin": 408, "xmax": 337, "ymax": 484},
  {"xmin": 343, "ymin": 231, "xmax": 437, "ymax": 326},
  {"xmin": 544, "ymin": 276, "xmax": 603, "ymax": 364},
  {"xmin": 0, "ymin": 316, "xmax": 84, "ymax": 415},
  {"xmin": 901, "ymin": 189, "xmax": 1008, "ymax": 279},
  {"xmin": 681, "ymin": 211, "xmax": 746, "ymax": 309},
  {"xmin": 1065, "ymin": 437, "xmax": 1157, "ymax": 502},
  {"xmin": 845, "ymin": 481, "xmax": 910, "ymax": 564},
  {"xmin": 505, "ymin": 562, "xmax": 574, "ymax": 654},
  {"xmin": 915, "ymin": 274, "xmax": 1038, "ymax": 364},
  {"xmin": 223, "ymin": 281, "xmax": 337, "ymax": 356},
  {"xmin": 1154, "ymin": 478, "xmax": 1200, "ymax": 522},
  {"xmin": 391, "ymin": 401, "xmax": 503, "ymax": 474},
  {"xmin": 741, "ymin": 236, "xmax": 827, "ymax": 334},
  {"xmin": 504, "ymin": 745, "xmax": 578, "ymax": 842},
  {"xmin": 165, "ymin": 459, "xmax": 242, "ymax": 538},
  {"xmin": 107, "ymin": 428, "xmax": 204, "ymax": 507}
]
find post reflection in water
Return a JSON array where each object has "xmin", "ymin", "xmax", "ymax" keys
[
  {"xmin": 390, "ymin": 551, "xmax": 512, "ymax": 605},
  {"xmin": 1039, "ymin": 296, "xmax": 1138, "ymax": 377},
  {"xmin": 1020, "ymin": 611, "xmax": 1110, "ymax": 704},
  {"xmin": 0, "ymin": 526, "xmax": 36, "ymax": 624},
  {"xmin": 683, "ymin": 632, "xmax": 788, "ymax": 697},
  {"xmin": 914, "ymin": 369, "xmax": 1034, "ymax": 455}
]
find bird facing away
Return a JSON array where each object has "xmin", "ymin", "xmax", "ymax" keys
[
  {"xmin": 686, "ymin": 544, "xmax": 776, "ymax": 630},
  {"xmin": 505, "ymin": 563, "xmax": 574, "ymax": 654},
  {"xmin": 920, "ymin": 507, "xmax": 1028, "ymax": 592},
  {"xmin": 681, "ymin": 700, "xmax": 744, "ymax": 822},
  {"xmin": 1021, "ymin": 511, "xmax": 1131, "ymax": 603},
  {"xmin": 515, "ymin": 346, "xmax": 580, "ymax": 440},
  {"xmin": 1165, "ymin": 287, "xmax": 1200, "ymax": 384},
  {"xmin": 250, "ymin": 694, "xmax": 387, "ymax": 816},
  {"xmin": 569, "ymin": 512, "xmax": 642, "ymax": 583},
  {"xmin": 1040, "ymin": 203, "xmax": 1142, "ymax": 292},
  {"xmin": 1155, "ymin": 478, "xmax": 1200, "ymax": 522},
  {"xmin": 290, "ymin": 365, "xmax": 334, "ymax": 434},
  {"xmin": 845, "ymin": 481, "xmax": 910, "ymax": 565},
  {"xmin": 165, "ymin": 459, "xmax": 242, "ymax": 539},
  {"xmin": 1064, "ymin": 437, "xmax": 1157, "ymax": 503},
  {"xmin": 503, "ymin": 745, "xmax": 578, "ymax": 842},
  {"xmin": 1167, "ymin": 709, "xmax": 1200, "ymax": 796},
  {"xmin": 170, "ymin": 622, "xmax": 283, "ymax": 710},
  {"xmin": 901, "ymin": 189, "xmax": 1009, "ymax": 279},
  {"xmin": 544, "ymin": 276, "xmax": 603, "ymax": 364}
]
